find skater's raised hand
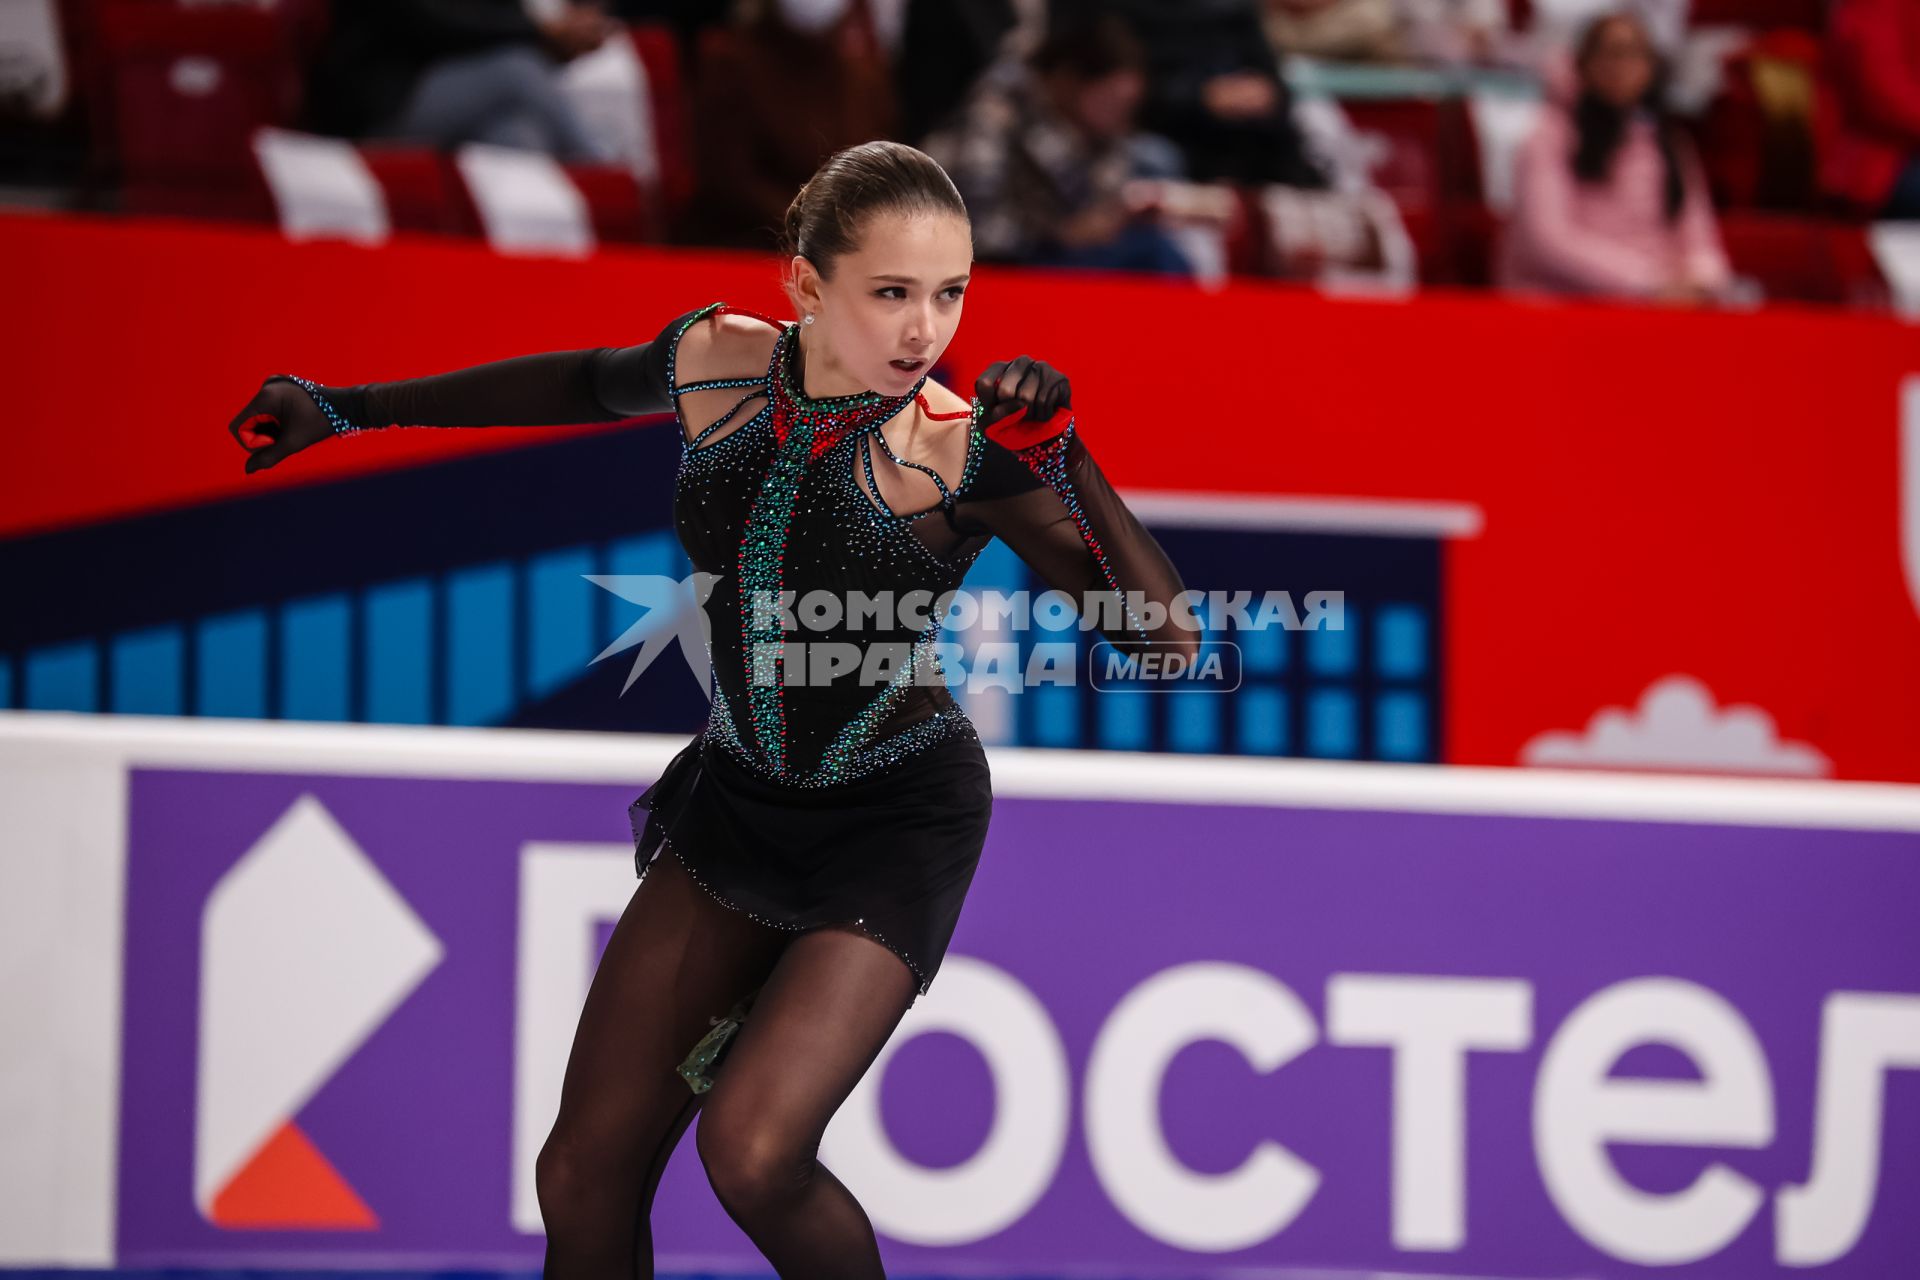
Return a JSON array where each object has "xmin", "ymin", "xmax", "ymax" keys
[
  {"xmin": 975, "ymin": 355, "xmax": 1072, "ymax": 449},
  {"xmin": 227, "ymin": 376, "xmax": 338, "ymax": 474}
]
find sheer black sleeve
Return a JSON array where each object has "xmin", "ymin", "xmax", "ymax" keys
[
  {"xmin": 953, "ymin": 414, "xmax": 1201, "ymax": 660},
  {"xmin": 318, "ymin": 305, "xmax": 711, "ymax": 430}
]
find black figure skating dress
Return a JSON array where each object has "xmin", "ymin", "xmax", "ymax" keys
[
  {"xmin": 626, "ymin": 301, "xmax": 1193, "ymax": 1002},
  {"xmin": 261, "ymin": 299, "xmax": 1194, "ymax": 1004}
]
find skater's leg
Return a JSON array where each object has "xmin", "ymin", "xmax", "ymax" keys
[
  {"xmin": 694, "ymin": 926, "xmax": 919, "ymax": 1279},
  {"xmin": 536, "ymin": 850, "xmax": 787, "ymax": 1280}
]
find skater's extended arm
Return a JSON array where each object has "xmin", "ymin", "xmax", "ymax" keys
[{"xmin": 227, "ymin": 304, "xmax": 711, "ymax": 473}]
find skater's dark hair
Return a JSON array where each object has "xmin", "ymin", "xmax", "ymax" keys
[{"xmin": 780, "ymin": 141, "xmax": 969, "ymax": 283}]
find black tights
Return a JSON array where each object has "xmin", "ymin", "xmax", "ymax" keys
[{"xmin": 535, "ymin": 849, "xmax": 920, "ymax": 1279}]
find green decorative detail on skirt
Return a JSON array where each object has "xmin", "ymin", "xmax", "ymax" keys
[{"xmin": 676, "ymin": 993, "xmax": 757, "ymax": 1094}]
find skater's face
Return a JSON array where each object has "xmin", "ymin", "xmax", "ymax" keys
[{"xmin": 792, "ymin": 208, "xmax": 973, "ymax": 396}]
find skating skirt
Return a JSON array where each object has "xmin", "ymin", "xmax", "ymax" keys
[{"xmin": 629, "ymin": 726, "xmax": 993, "ymax": 1002}]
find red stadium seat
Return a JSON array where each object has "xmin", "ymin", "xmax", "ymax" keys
[
  {"xmin": 627, "ymin": 23, "xmax": 693, "ymax": 229},
  {"xmin": 355, "ymin": 144, "xmax": 475, "ymax": 238},
  {"xmin": 249, "ymin": 133, "xmax": 487, "ymax": 242},
  {"xmin": 64, "ymin": 0, "xmax": 323, "ymax": 138},
  {"xmin": 441, "ymin": 146, "xmax": 657, "ymax": 253},
  {"xmin": 1825, "ymin": 222, "xmax": 1892, "ymax": 311},
  {"xmin": 1697, "ymin": 29, "xmax": 1822, "ymax": 212},
  {"xmin": 1337, "ymin": 97, "xmax": 1481, "ymax": 284},
  {"xmin": 120, "ymin": 176, "xmax": 276, "ymax": 224},
  {"xmin": 1720, "ymin": 212, "xmax": 1842, "ymax": 302},
  {"xmin": 1445, "ymin": 200, "xmax": 1501, "ymax": 288},
  {"xmin": 1223, "ymin": 186, "xmax": 1264, "ymax": 277},
  {"xmin": 1718, "ymin": 213, "xmax": 1889, "ymax": 308},
  {"xmin": 54, "ymin": 0, "xmax": 104, "ymax": 126},
  {"xmin": 96, "ymin": 2, "xmax": 305, "ymax": 186},
  {"xmin": 1687, "ymin": 0, "xmax": 1824, "ymax": 31},
  {"xmin": 565, "ymin": 162, "xmax": 659, "ymax": 244}
]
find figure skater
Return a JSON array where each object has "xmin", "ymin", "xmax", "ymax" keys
[{"xmin": 225, "ymin": 139, "xmax": 1198, "ymax": 1279}]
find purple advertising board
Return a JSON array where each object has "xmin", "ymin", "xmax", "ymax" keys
[{"xmin": 118, "ymin": 757, "xmax": 1920, "ymax": 1276}]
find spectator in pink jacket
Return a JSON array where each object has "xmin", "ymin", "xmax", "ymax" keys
[{"xmin": 1499, "ymin": 12, "xmax": 1731, "ymax": 305}]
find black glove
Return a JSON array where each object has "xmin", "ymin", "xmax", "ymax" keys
[
  {"xmin": 228, "ymin": 376, "xmax": 349, "ymax": 474},
  {"xmin": 974, "ymin": 355, "xmax": 1072, "ymax": 430},
  {"xmin": 224, "ymin": 339, "xmax": 669, "ymax": 475}
]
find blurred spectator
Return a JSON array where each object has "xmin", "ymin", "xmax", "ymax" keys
[
  {"xmin": 1399, "ymin": 0, "xmax": 1511, "ymax": 65},
  {"xmin": 1261, "ymin": 0, "xmax": 1404, "ymax": 64},
  {"xmin": 1499, "ymin": 12, "xmax": 1731, "ymax": 304},
  {"xmin": 1699, "ymin": 29, "xmax": 1820, "ymax": 213},
  {"xmin": 0, "ymin": 0, "xmax": 67, "ymax": 122},
  {"xmin": 1529, "ymin": 0, "xmax": 1685, "ymax": 58},
  {"xmin": 1090, "ymin": 0, "xmax": 1328, "ymax": 189},
  {"xmin": 1259, "ymin": 0, "xmax": 1516, "ymax": 67},
  {"xmin": 893, "ymin": 0, "xmax": 1021, "ymax": 144},
  {"xmin": 1817, "ymin": 0, "xmax": 1920, "ymax": 220},
  {"xmin": 604, "ymin": 0, "xmax": 730, "ymax": 64},
  {"xmin": 681, "ymin": 0, "xmax": 896, "ymax": 248},
  {"xmin": 304, "ymin": 0, "xmax": 618, "ymax": 161},
  {"xmin": 921, "ymin": 15, "xmax": 1194, "ymax": 275}
]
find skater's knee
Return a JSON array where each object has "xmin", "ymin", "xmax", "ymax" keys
[
  {"xmin": 536, "ymin": 1132, "xmax": 624, "ymax": 1226},
  {"xmin": 695, "ymin": 1112, "xmax": 813, "ymax": 1215},
  {"xmin": 534, "ymin": 1137, "xmax": 583, "ymax": 1212}
]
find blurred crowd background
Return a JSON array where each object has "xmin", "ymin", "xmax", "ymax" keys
[{"xmin": 2, "ymin": 0, "xmax": 1914, "ymax": 312}]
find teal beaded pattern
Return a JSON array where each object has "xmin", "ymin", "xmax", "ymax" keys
[
  {"xmin": 667, "ymin": 302, "xmax": 991, "ymax": 789},
  {"xmin": 664, "ymin": 299, "xmax": 782, "ymax": 460},
  {"xmin": 276, "ymin": 374, "xmax": 365, "ymax": 436},
  {"xmin": 850, "ymin": 701, "xmax": 977, "ymax": 774},
  {"xmin": 662, "ymin": 300, "xmax": 729, "ymax": 399},
  {"xmin": 704, "ymin": 678, "xmax": 982, "ymax": 790},
  {"xmin": 738, "ymin": 322, "xmax": 929, "ymax": 779},
  {"xmin": 672, "ymin": 317, "xmax": 783, "ymax": 460},
  {"xmin": 845, "ymin": 399, "xmax": 989, "ymax": 571},
  {"xmin": 812, "ymin": 629, "xmax": 947, "ymax": 781}
]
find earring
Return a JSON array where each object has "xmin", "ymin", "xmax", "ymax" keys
[{"xmin": 802, "ymin": 314, "xmax": 815, "ymax": 325}]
